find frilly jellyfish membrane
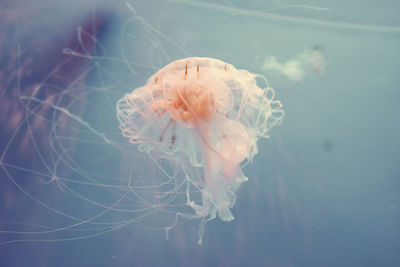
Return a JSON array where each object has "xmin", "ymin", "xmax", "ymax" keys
[{"xmin": 0, "ymin": 1, "xmax": 287, "ymax": 246}]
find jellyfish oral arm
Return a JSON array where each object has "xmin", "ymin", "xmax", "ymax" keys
[
  {"xmin": 202, "ymin": 146, "xmax": 247, "ymax": 222},
  {"xmin": 166, "ymin": 120, "xmax": 250, "ymax": 245},
  {"xmin": 198, "ymin": 119, "xmax": 250, "ymax": 222}
]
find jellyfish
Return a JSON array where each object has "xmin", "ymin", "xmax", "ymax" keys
[
  {"xmin": 116, "ymin": 57, "xmax": 284, "ymax": 244},
  {"xmin": 262, "ymin": 46, "xmax": 328, "ymax": 82}
]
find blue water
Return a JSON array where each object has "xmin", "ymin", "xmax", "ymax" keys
[{"xmin": 1, "ymin": 0, "xmax": 399, "ymax": 266}]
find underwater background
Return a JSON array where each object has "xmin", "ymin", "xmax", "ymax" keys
[{"xmin": 1, "ymin": 0, "xmax": 399, "ymax": 266}]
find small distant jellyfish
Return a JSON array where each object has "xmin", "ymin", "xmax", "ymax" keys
[
  {"xmin": 116, "ymin": 57, "xmax": 284, "ymax": 244},
  {"xmin": 262, "ymin": 46, "xmax": 327, "ymax": 82}
]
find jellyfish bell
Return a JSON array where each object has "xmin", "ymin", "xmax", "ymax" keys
[{"xmin": 117, "ymin": 57, "xmax": 284, "ymax": 244}]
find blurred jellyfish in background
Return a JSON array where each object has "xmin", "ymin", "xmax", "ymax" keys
[
  {"xmin": 262, "ymin": 46, "xmax": 327, "ymax": 82},
  {"xmin": 1, "ymin": 0, "xmax": 400, "ymax": 266}
]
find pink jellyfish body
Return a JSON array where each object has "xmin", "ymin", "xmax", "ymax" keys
[{"xmin": 116, "ymin": 57, "xmax": 284, "ymax": 244}]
